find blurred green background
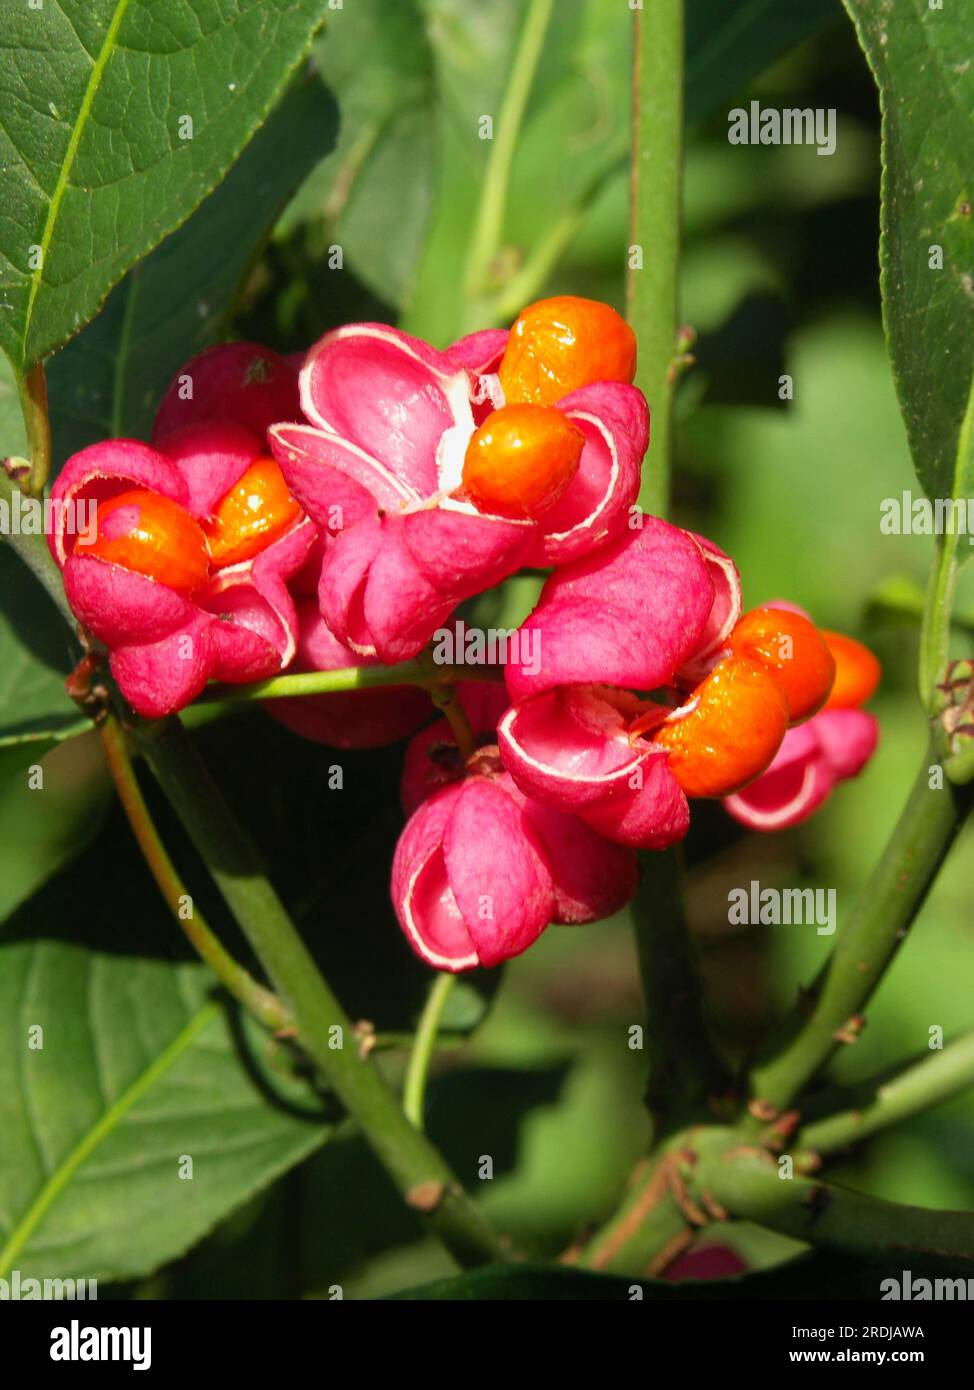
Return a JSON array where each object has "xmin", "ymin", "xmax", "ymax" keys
[{"xmin": 3, "ymin": 0, "xmax": 973, "ymax": 1297}]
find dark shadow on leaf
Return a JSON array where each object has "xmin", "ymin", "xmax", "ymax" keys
[{"xmin": 221, "ymin": 993, "xmax": 340, "ymax": 1126}]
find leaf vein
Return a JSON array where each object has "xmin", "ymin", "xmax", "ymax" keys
[{"xmin": 20, "ymin": 0, "xmax": 135, "ymax": 363}]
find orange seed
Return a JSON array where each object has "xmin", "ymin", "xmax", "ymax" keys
[
  {"xmin": 729, "ymin": 607, "xmax": 835, "ymax": 724},
  {"xmin": 77, "ymin": 488, "xmax": 210, "ymax": 595},
  {"xmin": 821, "ymin": 630, "xmax": 881, "ymax": 709},
  {"xmin": 461, "ymin": 403, "xmax": 584, "ymax": 519},
  {"xmin": 498, "ymin": 295, "xmax": 637, "ymax": 407},
  {"xmin": 204, "ymin": 455, "xmax": 303, "ymax": 568},
  {"xmin": 654, "ymin": 654, "xmax": 790, "ymax": 798}
]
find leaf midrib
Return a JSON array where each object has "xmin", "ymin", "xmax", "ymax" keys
[
  {"xmin": 20, "ymin": 0, "xmax": 134, "ymax": 367},
  {"xmin": 0, "ymin": 998, "xmax": 218, "ymax": 1276}
]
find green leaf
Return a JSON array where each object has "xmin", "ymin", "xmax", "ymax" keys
[
  {"xmin": 0, "ymin": 0, "xmax": 328, "ymax": 372},
  {"xmin": 0, "ymin": 544, "xmax": 82, "ymax": 744},
  {"xmin": 0, "ymin": 735, "xmax": 77, "ymax": 782},
  {"xmin": 0, "ymin": 945, "xmax": 330, "ymax": 1282},
  {"xmin": 0, "ymin": 802, "xmax": 333, "ymax": 1281},
  {"xmin": 843, "ymin": 0, "xmax": 974, "ymax": 501},
  {"xmin": 0, "ymin": 733, "xmax": 110, "ymax": 928},
  {"xmin": 0, "ymin": 519, "xmax": 96, "ymax": 920},
  {"xmin": 47, "ymin": 72, "xmax": 338, "ymax": 464},
  {"xmin": 278, "ymin": 0, "xmax": 436, "ymax": 308},
  {"xmin": 0, "ymin": 355, "xmax": 27, "ymax": 459},
  {"xmin": 439, "ymin": 976, "xmax": 501, "ymax": 1032}
]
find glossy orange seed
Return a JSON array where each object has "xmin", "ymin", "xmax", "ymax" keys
[
  {"xmin": 728, "ymin": 607, "xmax": 835, "ymax": 725},
  {"xmin": 821, "ymin": 630, "xmax": 881, "ymax": 709},
  {"xmin": 461, "ymin": 403, "xmax": 585, "ymax": 519},
  {"xmin": 654, "ymin": 654, "xmax": 790, "ymax": 798},
  {"xmin": 498, "ymin": 295, "xmax": 637, "ymax": 407},
  {"xmin": 77, "ymin": 488, "xmax": 210, "ymax": 595},
  {"xmin": 204, "ymin": 455, "xmax": 303, "ymax": 568}
]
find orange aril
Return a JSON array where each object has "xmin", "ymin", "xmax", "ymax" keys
[
  {"xmin": 654, "ymin": 654, "xmax": 789, "ymax": 798},
  {"xmin": 728, "ymin": 607, "xmax": 835, "ymax": 724},
  {"xmin": 461, "ymin": 403, "xmax": 584, "ymax": 519},
  {"xmin": 498, "ymin": 295, "xmax": 637, "ymax": 407},
  {"xmin": 821, "ymin": 630, "xmax": 881, "ymax": 709},
  {"xmin": 204, "ymin": 455, "xmax": 303, "ymax": 567},
  {"xmin": 77, "ymin": 488, "xmax": 210, "ymax": 595}
]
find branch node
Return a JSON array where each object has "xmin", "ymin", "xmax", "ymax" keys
[
  {"xmin": 405, "ymin": 1179, "xmax": 447, "ymax": 1213},
  {"xmin": 2, "ymin": 455, "xmax": 31, "ymax": 491},
  {"xmin": 763, "ymin": 1108, "xmax": 801, "ymax": 1150},
  {"xmin": 353, "ymin": 1019, "xmax": 377, "ymax": 1059},
  {"xmin": 833, "ymin": 1014, "xmax": 867, "ymax": 1045},
  {"xmin": 66, "ymin": 651, "xmax": 111, "ymax": 725}
]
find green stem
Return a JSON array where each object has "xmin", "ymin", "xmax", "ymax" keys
[
  {"xmin": 198, "ymin": 661, "xmax": 505, "ymax": 705},
  {"xmin": 577, "ymin": 1150, "xmax": 691, "ymax": 1276},
  {"xmin": 404, "ymin": 973, "xmax": 458, "ymax": 1129},
  {"xmin": 633, "ymin": 849, "xmax": 731, "ymax": 1136},
  {"xmin": 621, "ymin": 0, "xmax": 710, "ymax": 1161},
  {"xmin": 798, "ymin": 1030, "xmax": 974, "ymax": 1158},
  {"xmin": 486, "ymin": 209, "xmax": 588, "ymax": 327},
  {"xmin": 428, "ymin": 683, "xmax": 477, "ymax": 761},
  {"xmin": 748, "ymin": 741, "xmax": 974, "ymax": 1116},
  {"xmin": 629, "ymin": 0, "xmax": 685, "ymax": 517},
  {"xmin": 585, "ymin": 1123, "xmax": 974, "ymax": 1275},
  {"xmin": 918, "ymin": 374, "xmax": 974, "ymax": 710},
  {"xmin": 920, "ymin": 537, "xmax": 960, "ymax": 712},
  {"xmin": 98, "ymin": 711, "xmax": 289, "ymax": 1032},
  {"xmin": 484, "ymin": 145, "xmax": 628, "ymax": 324},
  {"xmin": 461, "ymin": 0, "xmax": 555, "ymax": 318},
  {"xmin": 693, "ymin": 1148, "xmax": 974, "ymax": 1266},
  {"xmin": 137, "ymin": 715, "xmax": 504, "ymax": 1267},
  {"xmin": 16, "ymin": 362, "xmax": 51, "ymax": 497}
]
